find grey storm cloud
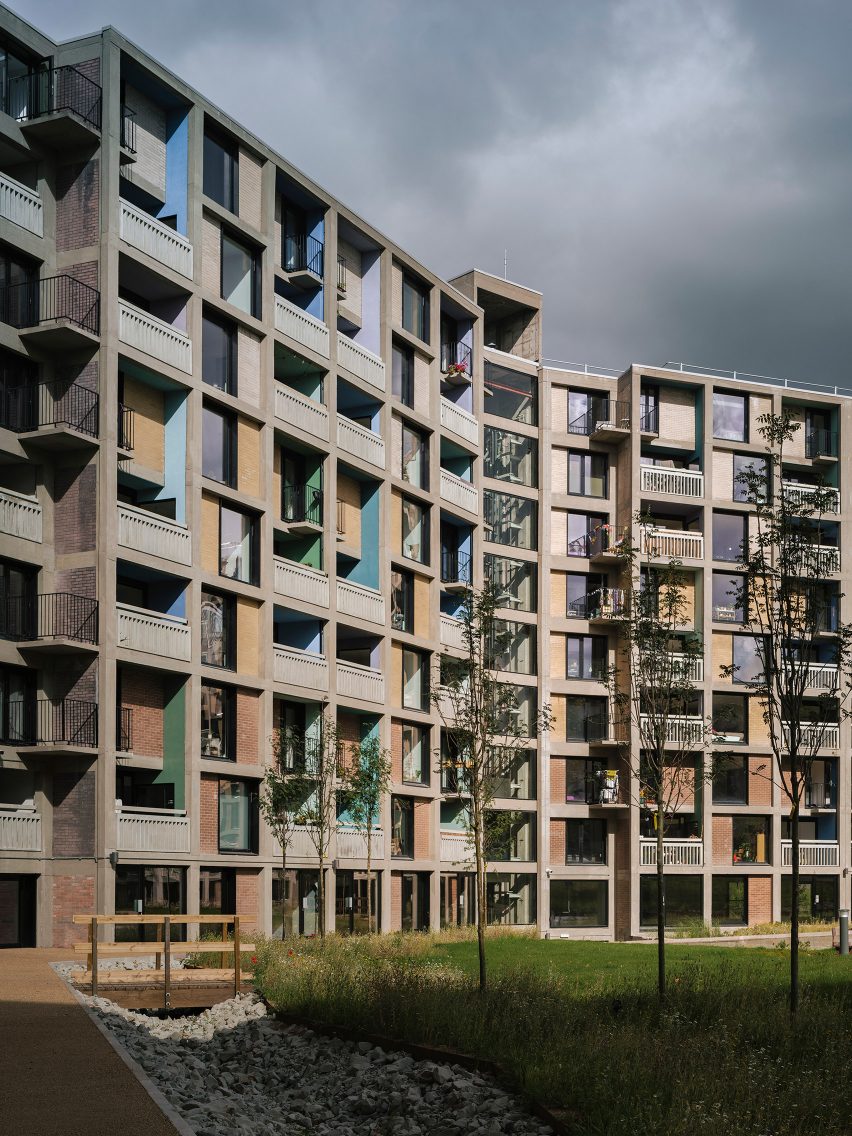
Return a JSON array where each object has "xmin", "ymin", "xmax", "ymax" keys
[{"xmin": 22, "ymin": 0, "xmax": 852, "ymax": 386}]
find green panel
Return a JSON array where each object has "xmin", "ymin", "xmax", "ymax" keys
[{"xmin": 157, "ymin": 681, "xmax": 186, "ymax": 810}]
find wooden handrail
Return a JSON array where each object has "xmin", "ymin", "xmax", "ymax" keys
[{"xmin": 72, "ymin": 913, "xmax": 257, "ymax": 925}]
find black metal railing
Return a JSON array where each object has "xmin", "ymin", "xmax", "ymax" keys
[
  {"xmin": 640, "ymin": 407, "xmax": 659, "ymax": 434},
  {"xmin": 2, "ymin": 378, "xmax": 99, "ymax": 437},
  {"xmin": 120, "ymin": 103, "xmax": 137, "ymax": 152},
  {"xmin": 0, "ymin": 274, "xmax": 100, "ymax": 336},
  {"xmin": 9, "ymin": 697, "xmax": 98, "ymax": 748},
  {"xmin": 116, "ymin": 707, "xmax": 134, "ymax": 752},
  {"xmin": 568, "ymin": 398, "xmax": 631, "ymax": 435},
  {"xmin": 337, "ymin": 254, "xmax": 347, "ymax": 294},
  {"xmin": 282, "ymin": 483, "xmax": 323, "ymax": 526},
  {"xmin": 7, "ymin": 65, "xmax": 102, "ymax": 130},
  {"xmin": 566, "ymin": 587, "xmax": 627, "ymax": 620},
  {"xmin": 441, "ymin": 548, "xmax": 473, "ymax": 585},
  {"xmin": 118, "ymin": 403, "xmax": 135, "ymax": 451},
  {"xmin": 1, "ymin": 592, "xmax": 99, "ymax": 644},
  {"xmin": 440, "ymin": 340, "xmax": 473, "ymax": 377},
  {"xmin": 806, "ymin": 429, "xmax": 838, "ymax": 459},
  {"xmin": 283, "ymin": 233, "xmax": 324, "ymax": 278}
]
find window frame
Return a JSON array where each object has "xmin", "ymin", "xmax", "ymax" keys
[
  {"xmin": 402, "ymin": 646, "xmax": 430, "ymax": 711},
  {"xmin": 202, "ymin": 308, "xmax": 238, "ymax": 395},
  {"xmin": 567, "ymin": 450, "xmax": 608, "ymax": 498},
  {"xmin": 200, "ymin": 681, "xmax": 236, "ymax": 761},
  {"xmin": 200, "ymin": 588, "xmax": 236, "ymax": 670},
  {"xmin": 401, "ymin": 273, "xmax": 430, "ymax": 343},
  {"xmin": 401, "ymin": 495, "xmax": 429, "ymax": 565},
  {"xmin": 401, "ymin": 722, "xmax": 428, "ymax": 785},
  {"xmin": 219, "ymin": 503, "xmax": 259, "ymax": 586},
  {"xmin": 391, "ymin": 340, "xmax": 414, "ymax": 407},
  {"xmin": 220, "ymin": 228, "xmax": 260, "ymax": 318},
  {"xmin": 202, "ymin": 401, "xmax": 237, "ymax": 487},
  {"xmin": 713, "ymin": 390, "xmax": 749, "ymax": 442},
  {"xmin": 217, "ymin": 777, "xmax": 259, "ymax": 854},
  {"xmin": 203, "ymin": 127, "xmax": 239, "ymax": 213}
]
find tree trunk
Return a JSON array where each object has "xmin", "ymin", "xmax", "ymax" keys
[
  {"xmin": 656, "ymin": 810, "xmax": 666, "ymax": 1000},
  {"xmin": 790, "ymin": 798, "xmax": 800, "ymax": 1014},
  {"xmin": 281, "ymin": 846, "xmax": 288, "ymax": 939},
  {"xmin": 474, "ymin": 820, "xmax": 487, "ymax": 991},
  {"xmin": 317, "ymin": 855, "xmax": 326, "ymax": 938},
  {"xmin": 366, "ymin": 826, "xmax": 373, "ymax": 934}
]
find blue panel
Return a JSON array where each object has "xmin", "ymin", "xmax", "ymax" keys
[
  {"xmin": 356, "ymin": 249, "xmax": 381, "ymax": 356},
  {"xmin": 347, "ymin": 481, "xmax": 380, "ymax": 589},
  {"xmin": 160, "ymin": 109, "xmax": 189, "ymax": 236},
  {"xmin": 157, "ymin": 391, "xmax": 187, "ymax": 524}
]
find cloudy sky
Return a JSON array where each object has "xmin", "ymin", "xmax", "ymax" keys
[{"xmin": 22, "ymin": 0, "xmax": 852, "ymax": 385}]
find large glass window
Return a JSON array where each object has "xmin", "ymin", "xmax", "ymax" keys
[
  {"xmin": 486, "ymin": 873, "xmax": 536, "ymax": 925},
  {"xmin": 0, "ymin": 664, "xmax": 33, "ymax": 744},
  {"xmin": 201, "ymin": 590, "xmax": 234, "ymax": 669},
  {"xmin": 565, "ymin": 696, "xmax": 608, "ymax": 742},
  {"xmin": 202, "ymin": 310, "xmax": 237, "ymax": 394},
  {"xmin": 713, "ymin": 511, "xmax": 746, "ymax": 562},
  {"xmin": 401, "ymin": 422, "xmax": 428, "ymax": 489},
  {"xmin": 391, "ymin": 568, "xmax": 414, "ymax": 633},
  {"xmin": 564, "ymin": 759, "xmax": 619, "ymax": 805},
  {"xmin": 273, "ymin": 869, "xmax": 319, "ymax": 938},
  {"xmin": 401, "ymin": 497, "xmax": 429, "ymax": 564},
  {"xmin": 115, "ymin": 866, "xmax": 186, "ymax": 942},
  {"xmin": 733, "ymin": 635, "xmax": 763, "ymax": 685},
  {"xmin": 203, "ymin": 129, "xmax": 238, "ymax": 212},
  {"xmin": 733, "ymin": 453, "xmax": 768, "ymax": 503},
  {"xmin": 221, "ymin": 231, "xmax": 259, "ymax": 317},
  {"xmin": 218, "ymin": 779, "xmax": 258, "ymax": 853},
  {"xmin": 0, "ymin": 557, "xmax": 36, "ymax": 640},
  {"xmin": 220, "ymin": 506, "xmax": 257, "ymax": 585},
  {"xmin": 640, "ymin": 875, "xmax": 702, "ymax": 928},
  {"xmin": 201, "ymin": 682, "xmax": 235, "ymax": 760},
  {"xmin": 781, "ymin": 875, "xmax": 838, "ymax": 921},
  {"xmin": 485, "ymin": 554, "xmax": 536, "ymax": 612},
  {"xmin": 202, "ymin": 403, "xmax": 236, "ymax": 486},
  {"xmin": 712, "ymin": 755, "xmax": 748, "ymax": 803},
  {"xmin": 713, "ymin": 390, "xmax": 748, "ymax": 442},
  {"xmin": 484, "ymin": 362, "xmax": 537, "ymax": 425},
  {"xmin": 402, "ymin": 648, "xmax": 429, "ymax": 710},
  {"xmin": 392, "ymin": 341, "xmax": 414, "ymax": 407},
  {"xmin": 491, "ymin": 748, "xmax": 535, "ymax": 799},
  {"xmin": 550, "ymin": 879, "xmax": 608, "ymax": 928},
  {"xmin": 732, "ymin": 816, "xmax": 769, "ymax": 864},
  {"xmin": 484, "ymin": 427, "xmax": 537, "ymax": 487},
  {"xmin": 565, "ymin": 635, "xmax": 607, "ymax": 681},
  {"xmin": 391, "ymin": 796, "xmax": 414, "ymax": 857},
  {"xmin": 401, "ymin": 723, "xmax": 428, "ymax": 784},
  {"xmin": 402, "ymin": 274, "xmax": 430, "ymax": 342},
  {"xmin": 490, "ymin": 619, "xmax": 536, "ymax": 675},
  {"xmin": 639, "ymin": 385, "xmax": 659, "ymax": 433},
  {"xmin": 566, "ymin": 512, "xmax": 607, "ymax": 557},
  {"xmin": 712, "ymin": 572, "xmax": 745, "ymax": 623},
  {"xmin": 713, "ymin": 693, "xmax": 748, "ymax": 743},
  {"xmin": 484, "ymin": 490, "xmax": 537, "ymax": 550},
  {"xmin": 568, "ymin": 451, "xmax": 607, "ymax": 497},
  {"xmin": 565, "ymin": 819, "xmax": 607, "ymax": 864},
  {"xmin": 486, "ymin": 812, "xmax": 535, "ymax": 861},
  {"xmin": 712, "ymin": 877, "xmax": 747, "ymax": 926},
  {"xmin": 200, "ymin": 867, "xmax": 236, "ymax": 916}
]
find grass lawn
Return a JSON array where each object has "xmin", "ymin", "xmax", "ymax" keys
[{"xmin": 255, "ymin": 932, "xmax": 852, "ymax": 1136}]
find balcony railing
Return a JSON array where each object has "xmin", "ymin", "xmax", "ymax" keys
[
  {"xmin": 799, "ymin": 661, "xmax": 840, "ymax": 690},
  {"xmin": 0, "ymin": 170, "xmax": 43, "ymax": 236},
  {"xmin": 1, "ymin": 378, "xmax": 99, "ymax": 437},
  {"xmin": 441, "ymin": 548, "xmax": 472, "ymax": 586},
  {"xmin": 7, "ymin": 65, "xmax": 102, "ymax": 130},
  {"xmin": 283, "ymin": 232, "xmax": 324, "ymax": 279},
  {"xmin": 669, "ymin": 652, "xmax": 704, "ymax": 682},
  {"xmin": 337, "ymin": 333, "xmax": 386, "ymax": 392},
  {"xmin": 712, "ymin": 604, "xmax": 744, "ymax": 624},
  {"xmin": 639, "ymin": 838, "xmax": 703, "ymax": 866},
  {"xmin": 336, "ymin": 660, "xmax": 385, "ymax": 704},
  {"xmin": 440, "ymin": 829, "xmax": 473, "ymax": 864},
  {"xmin": 116, "ymin": 805, "xmax": 190, "ymax": 854},
  {"xmin": 440, "ymin": 613, "xmax": 466, "ymax": 650},
  {"xmin": 12, "ymin": 698, "xmax": 98, "ymax": 748},
  {"xmin": 336, "ymin": 827, "xmax": 385, "ymax": 860},
  {"xmin": 641, "ymin": 466, "xmax": 704, "ymax": 498},
  {"xmin": 2, "ymin": 592, "xmax": 98, "ymax": 644},
  {"xmin": 782, "ymin": 721, "xmax": 840, "ymax": 750},
  {"xmin": 781, "ymin": 839, "xmax": 839, "ymax": 867},
  {"xmin": 0, "ymin": 487, "xmax": 42, "ymax": 543},
  {"xmin": 120, "ymin": 103, "xmax": 137, "ymax": 152},
  {"xmin": 440, "ymin": 340, "xmax": 472, "ymax": 378},
  {"xmin": 116, "ymin": 706, "xmax": 133, "ymax": 753},
  {"xmin": 274, "ymin": 382, "xmax": 329, "ymax": 442},
  {"xmin": 273, "ymin": 557, "xmax": 329, "ymax": 608},
  {"xmin": 440, "ymin": 396, "xmax": 478, "ymax": 445},
  {"xmin": 337, "ymin": 578, "xmax": 385, "ymax": 625},
  {"xmin": 337, "ymin": 413, "xmax": 385, "ymax": 469},
  {"xmin": 0, "ymin": 806, "xmax": 41, "ymax": 851},
  {"xmin": 805, "ymin": 429, "xmax": 838, "ymax": 460},
  {"xmin": 640, "ymin": 527, "xmax": 704, "ymax": 560},
  {"xmin": 282, "ymin": 483, "xmax": 323, "ymax": 527},
  {"xmin": 0, "ymin": 275, "xmax": 99, "ymax": 335},
  {"xmin": 274, "ymin": 294, "xmax": 330, "ymax": 358},
  {"xmin": 119, "ymin": 198, "xmax": 193, "ymax": 280},
  {"xmin": 639, "ymin": 407, "xmax": 659, "ymax": 434},
  {"xmin": 785, "ymin": 542, "xmax": 840, "ymax": 576},
  {"xmin": 118, "ymin": 403, "xmax": 135, "ymax": 451},
  {"xmin": 273, "ymin": 645, "xmax": 329, "ymax": 690},
  {"xmin": 641, "ymin": 713, "xmax": 705, "ymax": 745},
  {"xmin": 568, "ymin": 398, "xmax": 631, "ymax": 437},
  {"xmin": 118, "ymin": 299, "xmax": 191, "ymax": 374},
  {"xmin": 337, "ymin": 253, "xmax": 347, "ymax": 295},
  {"xmin": 566, "ymin": 587, "xmax": 627, "ymax": 620},
  {"xmin": 117, "ymin": 602, "xmax": 191, "ymax": 661},
  {"xmin": 440, "ymin": 468, "xmax": 478, "ymax": 514},
  {"xmin": 117, "ymin": 504, "xmax": 191, "ymax": 567},
  {"xmin": 782, "ymin": 481, "xmax": 840, "ymax": 514}
]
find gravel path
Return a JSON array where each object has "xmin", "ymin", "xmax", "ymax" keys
[{"xmin": 84, "ymin": 991, "xmax": 554, "ymax": 1136}]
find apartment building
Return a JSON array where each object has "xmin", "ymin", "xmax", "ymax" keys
[{"xmin": 0, "ymin": 6, "xmax": 848, "ymax": 947}]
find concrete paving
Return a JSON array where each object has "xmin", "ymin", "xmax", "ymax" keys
[{"xmin": 0, "ymin": 949, "xmax": 179, "ymax": 1136}]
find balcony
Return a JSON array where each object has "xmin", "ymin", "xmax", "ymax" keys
[
  {"xmin": 0, "ymin": 488, "xmax": 41, "ymax": 543},
  {"xmin": 440, "ymin": 469, "xmax": 478, "ymax": 515},
  {"xmin": 805, "ymin": 429, "xmax": 838, "ymax": 461},
  {"xmin": 287, "ymin": 825, "xmax": 319, "ymax": 859},
  {"xmin": 274, "ymin": 382, "xmax": 330, "ymax": 443},
  {"xmin": 786, "ymin": 542, "xmax": 840, "ymax": 576},
  {"xmin": 337, "ymin": 333, "xmax": 386, "ymax": 393},
  {"xmin": 8, "ymin": 65, "xmax": 102, "ymax": 146},
  {"xmin": 275, "ymin": 294, "xmax": 329, "ymax": 359},
  {"xmin": 782, "ymin": 481, "xmax": 840, "ymax": 514},
  {"xmin": 336, "ymin": 660, "xmax": 384, "ymax": 704},
  {"xmin": 116, "ymin": 805, "xmax": 190, "ymax": 854},
  {"xmin": 0, "ymin": 806, "xmax": 41, "ymax": 851},
  {"xmin": 2, "ymin": 378, "xmax": 99, "ymax": 442},
  {"xmin": 336, "ymin": 827, "xmax": 386, "ymax": 860},
  {"xmin": 282, "ymin": 484, "xmax": 323, "ymax": 534},
  {"xmin": 117, "ymin": 504, "xmax": 191, "ymax": 567},
  {"xmin": 440, "ymin": 397, "xmax": 478, "ymax": 445},
  {"xmin": 15, "ymin": 698, "xmax": 98, "ymax": 750},
  {"xmin": 782, "ymin": 722, "xmax": 840, "ymax": 750},
  {"xmin": 273, "ymin": 644, "xmax": 329, "ymax": 690},
  {"xmin": 440, "ymin": 613, "xmax": 466, "ymax": 650},
  {"xmin": 1, "ymin": 275, "xmax": 99, "ymax": 346},
  {"xmin": 118, "ymin": 300, "xmax": 192, "ymax": 375},
  {"xmin": 440, "ymin": 341, "xmax": 472, "ymax": 383},
  {"xmin": 441, "ymin": 549, "xmax": 472, "ymax": 591},
  {"xmin": 569, "ymin": 399, "xmax": 631, "ymax": 442},
  {"xmin": 781, "ymin": 839, "xmax": 839, "ymax": 867},
  {"xmin": 640, "ymin": 527, "xmax": 704, "ymax": 561},
  {"xmin": 641, "ymin": 713, "xmax": 705, "ymax": 745},
  {"xmin": 118, "ymin": 403, "xmax": 135, "ymax": 453},
  {"xmin": 639, "ymin": 838, "xmax": 703, "ymax": 866},
  {"xmin": 282, "ymin": 232, "xmax": 324, "ymax": 286},
  {"xmin": 0, "ymin": 170, "xmax": 43, "ymax": 236},
  {"xmin": 337, "ymin": 579, "xmax": 385, "ymax": 625},
  {"xmin": 119, "ymin": 199, "xmax": 193, "ymax": 280},
  {"xmin": 337, "ymin": 413, "xmax": 385, "ymax": 470},
  {"xmin": 641, "ymin": 466, "xmax": 704, "ymax": 499},
  {"xmin": 440, "ymin": 829, "xmax": 473, "ymax": 864},
  {"xmin": 566, "ymin": 587, "xmax": 627, "ymax": 621},
  {"xmin": 667, "ymin": 653, "xmax": 704, "ymax": 682},
  {"xmin": 3, "ymin": 592, "xmax": 98, "ymax": 648},
  {"xmin": 797, "ymin": 662, "xmax": 839, "ymax": 691},
  {"xmin": 274, "ymin": 557, "xmax": 329, "ymax": 608},
  {"xmin": 117, "ymin": 603, "xmax": 191, "ymax": 662}
]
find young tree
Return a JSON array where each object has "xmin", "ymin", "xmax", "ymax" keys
[
  {"xmin": 609, "ymin": 515, "xmax": 710, "ymax": 999},
  {"xmin": 343, "ymin": 735, "xmax": 391, "ymax": 934},
  {"xmin": 295, "ymin": 713, "xmax": 339, "ymax": 938},
  {"xmin": 730, "ymin": 410, "xmax": 852, "ymax": 1012},
  {"xmin": 434, "ymin": 583, "xmax": 552, "ymax": 991},
  {"xmin": 259, "ymin": 727, "xmax": 310, "ymax": 937}
]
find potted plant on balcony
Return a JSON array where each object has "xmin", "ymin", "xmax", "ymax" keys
[{"xmin": 445, "ymin": 361, "xmax": 469, "ymax": 382}]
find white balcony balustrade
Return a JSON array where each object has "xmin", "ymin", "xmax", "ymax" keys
[
  {"xmin": 117, "ymin": 602, "xmax": 191, "ymax": 661},
  {"xmin": 275, "ymin": 294, "xmax": 330, "ymax": 358},
  {"xmin": 117, "ymin": 504, "xmax": 191, "ymax": 566},
  {"xmin": 119, "ymin": 199, "xmax": 193, "ymax": 279},
  {"xmin": 273, "ymin": 557, "xmax": 329, "ymax": 608},
  {"xmin": 118, "ymin": 299, "xmax": 192, "ymax": 375},
  {"xmin": 337, "ymin": 660, "xmax": 384, "ymax": 703},
  {"xmin": 641, "ymin": 713, "xmax": 705, "ymax": 745},
  {"xmin": 274, "ymin": 382, "xmax": 330, "ymax": 443},
  {"xmin": 337, "ymin": 413, "xmax": 385, "ymax": 469},
  {"xmin": 440, "ymin": 397, "xmax": 478, "ymax": 445},
  {"xmin": 274, "ymin": 645, "xmax": 329, "ymax": 690},
  {"xmin": 782, "ymin": 722, "xmax": 840, "ymax": 750},
  {"xmin": 668, "ymin": 653, "xmax": 704, "ymax": 682},
  {"xmin": 0, "ymin": 487, "xmax": 42, "ymax": 543},
  {"xmin": 0, "ymin": 805, "xmax": 41, "ymax": 851},
  {"xmin": 116, "ymin": 804, "xmax": 190, "ymax": 854},
  {"xmin": 337, "ymin": 578, "xmax": 385, "ymax": 625},
  {"xmin": 781, "ymin": 839, "xmax": 839, "ymax": 867},
  {"xmin": 337, "ymin": 333, "xmax": 386, "ymax": 392},
  {"xmin": 801, "ymin": 662, "xmax": 839, "ymax": 690},
  {"xmin": 640, "ymin": 466, "xmax": 704, "ymax": 498},
  {"xmin": 786, "ymin": 542, "xmax": 840, "ymax": 576},
  {"xmin": 0, "ymin": 170, "xmax": 43, "ymax": 236},
  {"xmin": 440, "ymin": 830, "xmax": 473, "ymax": 864},
  {"xmin": 336, "ymin": 828, "xmax": 386, "ymax": 860},
  {"xmin": 640, "ymin": 527, "xmax": 704, "ymax": 560},
  {"xmin": 782, "ymin": 481, "xmax": 840, "ymax": 514},
  {"xmin": 640, "ymin": 838, "xmax": 703, "ymax": 866},
  {"xmin": 440, "ymin": 613, "xmax": 466, "ymax": 650},
  {"xmin": 439, "ymin": 468, "xmax": 478, "ymax": 514},
  {"xmin": 285, "ymin": 825, "xmax": 319, "ymax": 859}
]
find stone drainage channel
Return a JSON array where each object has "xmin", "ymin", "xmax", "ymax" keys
[{"xmin": 59, "ymin": 968, "xmax": 555, "ymax": 1136}]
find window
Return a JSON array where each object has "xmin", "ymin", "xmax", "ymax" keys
[
  {"xmin": 220, "ymin": 505, "xmax": 257, "ymax": 585},
  {"xmin": 486, "ymin": 812, "xmax": 535, "ymax": 861},
  {"xmin": 401, "ymin": 497, "xmax": 429, "ymax": 564},
  {"xmin": 218, "ymin": 779, "xmax": 258, "ymax": 853},
  {"xmin": 565, "ymin": 573, "xmax": 606, "ymax": 619},
  {"xmin": 640, "ymin": 875, "xmax": 702, "ymax": 928},
  {"xmin": 713, "ymin": 693, "xmax": 747, "ymax": 743},
  {"xmin": 565, "ymin": 635, "xmax": 607, "ymax": 681},
  {"xmin": 484, "ymin": 427, "xmax": 537, "ymax": 487},
  {"xmin": 565, "ymin": 696, "xmax": 608, "ymax": 742},
  {"xmin": 200, "ymin": 867, "xmax": 236, "ymax": 916},
  {"xmin": 484, "ymin": 362, "xmax": 537, "ymax": 425},
  {"xmin": 805, "ymin": 408, "xmax": 837, "ymax": 458},
  {"xmin": 566, "ymin": 819, "xmax": 607, "ymax": 864},
  {"xmin": 732, "ymin": 816, "xmax": 769, "ymax": 864},
  {"xmin": 402, "ymin": 648, "xmax": 429, "ymax": 711},
  {"xmin": 566, "ymin": 512, "xmax": 606, "ymax": 557},
  {"xmin": 0, "ymin": 664, "xmax": 34, "ymax": 744},
  {"xmin": 712, "ymin": 572, "xmax": 745, "ymax": 623},
  {"xmin": 484, "ymin": 490, "xmax": 537, "ymax": 550},
  {"xmin": 0, "ymin": 249, "xmax": 37, "ymax": 328},
  {"xmin": 273, "ymin": 869, "xmax": 319, "ymax": 938},
  {"xmin": 391, "ymin": 796, "xmax": 414, "ymax": 857},
  {"xmin": 564, "ymin": 759, "xmax": 618, "ymax": 805},
  {"xmin": 550, "ymin": 880, "xmax": 608, "ymax": 929},
  {"xmin": 115, "ymin": 867, "xmax": 186, "ymax": 943},
  {"xmin": 391, "ymin": 569, "xmax": 414, "ymax": 633},
  {"xmin": 568, "ymin": 451, "xmax": 607, "ymax": 497},
  {"xmin": 490, "ymin": 619, "xmax": 536, "ymax": 675},
  {"xmin": 202, "ymin": 403, "xmax": 236, "ymax": 486},
  {"xmin": 733, "ymin": 454, "xmax": 768, "ymax": 503},
  {"xmin": 733, "ymin": 635, "xmax": 763, "ymax": 685},
  {"xmin": 391, "ymin": 341, "xmax": 414, "ymax": 407},
  {"xmin": 202, "ymin": 310, "xmax": 237, "ymax": 394},
  {"xmin": 0, "ymin": 557, "xmax": 36, "ymax": 640},
  {"xmin": 485, "ymin": 555, "xmax": 536, "ymax": 612},
  {"xmin": 203, "ymin": 128, "xmax": 238, "ymax": 212},
  {"xmin": 201, "ymin": 590, "xmax": 235, "ymax": 669},
  {"xmin": 712, "ymin": 755, "xmax": 748, "ymax": 804},
  {"xmin": 712, "ymin": 877, "xmax": 747, "ymax": 926},
  {"xmin": 713, "ymin": 390, "xmax": 748, "ymax": 441},
  {"xmin": 491, "ymin": 749, "xmax": 535, "ymax": 799},
  {"xmin": 400, "ymin": 422, "xmax": 428, "ymax": 489},
  {"xmin": 486, "ymin": 873, "xmax": 536, "ymax": 925},
  {"xmin": 221, "ymin": 231, "xmax": 259, "ymax": 317},
  {"xmin": 713, "ymin": 511, "xmax": 746, "ymax": 562},
  {"xmin": 401, "ymin": 723, "xmax": 428, "ymax": 784},
  {"xmin": 201, "ymin": 682, "xmax": 235, "ymax": 760},
  {"xmin": 639, "ymin": 385, "xmax": 659, "ymax": 433},
  {"xmin": 401, "ymin": 274, "xmax": 430, "ymax": 342},
  {"xmin": 781, "ymin": 876, "xmax": 838, "ymax": 922}
]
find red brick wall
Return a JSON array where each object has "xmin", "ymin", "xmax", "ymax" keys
[
  {"xmin": 58, "ymin": 359, "xmax": 98, "ymax": 393},
  {"xmin": 65, "ymin": 259, "xmax": 99, "ymax": 292},
  {"xmin": 712, "ymin": 815, "xmax": 733, "ymax": 865},
  {"xmin": 52, "ymin": 875, "xmax": 95, "ymax": 947},
  {"xmin": 390, "ymin": 872, "xmax": 402, "ymax": 930},
  {"xmin": 56, "ymin": 160, "xmax": 99, "ymax": 251},
  {"xmin": 550, "ymin": 758, "xmax": 566, "ymax": 803},
  {"xmin": 55, "ymin": 565, "xmax": 96, "ymax": 600},
  {"xmin": 236, "ymin": 690, "xmax": 259, "ymax": 765},
  {"xmin": 390, "ymin": 719, "xmax": 403, "ymax": 783},
  {"xmin": 121, "ymin": 668, "xmax": 164, "ymax": 759},
  {"xmin": 749, "ymin": 756, "xmax": 772, "ymax": 805},
  {"xmin": 52, "ymin": 770, "xmax": 95, "ymax": 857},
  {"xmin": 200, "ymin": 775, "xmax": 218, "ymax": 853},
  {"xmin": 54, "ymin": 463, "xmax": 96, "ymax": 554},
  {"xmin": 336, "ymin": 712, "xmax": 360, "ymax": 775},
  {"xmin": 413, "ymin": 799, "xmax": 431, "ymax": 858},
  {"xmin": 748, "ymin": 876, "xmax": 772, "ymax": 925},
  {"xmin": 235, "ymin": 869, "xmax": 260, "ymax": 928},
  {"xmin": 549, "ymin": 819, "xmax": 566, "ymax": 865}
]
